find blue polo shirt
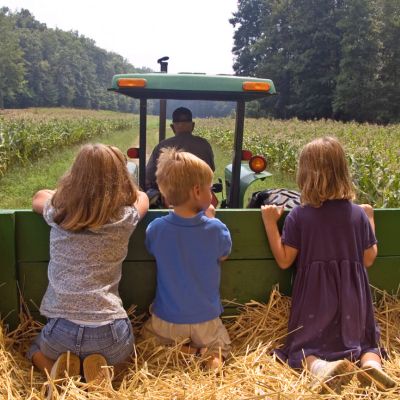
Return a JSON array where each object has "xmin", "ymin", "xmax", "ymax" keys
[{"xmin": 145, "ymin": 211, "xmax": 232, "ymax": 324}]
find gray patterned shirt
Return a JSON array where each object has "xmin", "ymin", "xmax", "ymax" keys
[{"xmin": 39, "ymin": 201, "xmax": 139, "ymax": 322}]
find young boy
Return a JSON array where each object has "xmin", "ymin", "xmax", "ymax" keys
[{"xmin": 142, "ymin": 147, "xmax": 232, "ymax": 369}]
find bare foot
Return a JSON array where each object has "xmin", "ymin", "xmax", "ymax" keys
[{"xmin": 204, "ymin": 355, "xmax": 223, "ymax": 370}]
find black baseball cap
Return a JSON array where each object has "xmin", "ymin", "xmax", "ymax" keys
[{"xmin": 172, "ymin": 107, "xmax": 192, "ymax": 123}]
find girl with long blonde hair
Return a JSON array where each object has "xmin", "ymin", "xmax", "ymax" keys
[
  {"xmin": 261, "ymin": 137, "xmax": 395, "ymax": 393},
  {"xmin": 27, "ymin": 144, "xmax": 149, "ymax": 389}
]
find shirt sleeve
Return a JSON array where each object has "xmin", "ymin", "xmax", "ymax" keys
[
  {"xmin": 281, "ymin": 209, "xmax": 301, "ymax": 249},
  {"xmin": 145, "ymin": 223, "xmax": 154, "ymax": 255},
  {"xmin": 218, "ymin": 222, "xmax": 232, "ymax": 258},
  {"xmin": 42, "ymin": 199, "xmax": 55, "ymax": 226},
  {"xmin": 125, "ymin": 206, "xmax": 140, "ymax": 228}
]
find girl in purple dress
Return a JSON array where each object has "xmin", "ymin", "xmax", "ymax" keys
[{"xmin": 261, "ymin": 137, "xmax": 396, "ymax": 393}]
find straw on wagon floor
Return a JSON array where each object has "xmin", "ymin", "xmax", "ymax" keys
[{"xmin": 1, "ymin": 287, "xmax": 400, "ymax": 399}]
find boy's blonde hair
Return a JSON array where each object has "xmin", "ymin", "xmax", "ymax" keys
[
  {"xmin": 52, "ymin": 143, "xmax": 138, "ymax": 231},
  {"xmin": 297, "ymin": 136, "xmax": 355, "ymax": 207},
  {"xmin": 156, "ymin": 147, "xmax": 213, "ymax": 206}
]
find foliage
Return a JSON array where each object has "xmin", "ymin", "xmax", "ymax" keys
[
  {"xmin": 229, "ymin": 0, "xmax": 268, "ymax": 76},
  {"xmin": 231, "ymin": 0, "xmax": 400, "ymax": 124},
  {"xmin": 375, "ymin": 0, "xmax": 400, "ymax": 123},
  {"xmin": 166, "ymin": 100, "xmax": 235, "ymax": 118},
  {"xmin": 196, "ymin": 117, "xmax": 400, "ymax": 208},
  {"xmin": 0, "ymin": 8, "xmax": 150, "ymax": 112},
  {"xmin": 333, "ymin": 0, "xmax": 380, "ymax": 122},
  {"xmin": 0, "ymin": 109, "xmax": 134, "ymax": 176},
  {"xmin": 0, "ymin": 8, "xmax": 236, "ymax": 118},
  {"xmin": 0, "ymin": 8, "xmax": 25, "ymax": 108}
]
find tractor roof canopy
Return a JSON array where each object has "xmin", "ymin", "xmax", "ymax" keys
[{"xmin": 109, "ymin": 73, "xmax": 276, "ymax": 101}]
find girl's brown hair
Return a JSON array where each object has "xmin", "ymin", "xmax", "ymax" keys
[
  {"xmin": 52, "ymin": 144, "xmax": 138, "ymax": 231},
  {"xmin": 156, "ymin": 147, "xmax": 213, "ymax": 206},
  {"xmin": 296, "ymin": 136, "xmax": 355, "ymax": 207}
]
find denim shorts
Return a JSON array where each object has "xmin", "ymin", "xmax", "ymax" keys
[{"xmin": 26, "ymin": 317, "xmax": 134, "ymax": 365}]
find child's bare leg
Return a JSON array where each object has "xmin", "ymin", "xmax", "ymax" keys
[
  {"xmin": 306, "ymin": 355, "xmax": 318, "ymax": 370},
  {"xmin": 32, "ymin": 351, "xmax": 55, "ymax": 374},
  {"xmin": 360, "ymin": 351, "xmax": 381, "ymax": 366}
]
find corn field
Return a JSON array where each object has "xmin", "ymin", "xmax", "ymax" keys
[
  {"xmin": 0, "ymin": 109, "xmax": 135, "ymax": 177},
  {"xmin": 196, "ymin": 118, "xmax": 400, "ymax": 208},
  {"xmin": 1, "ymin": 110, "xmax": 399, "ymax": 208}
]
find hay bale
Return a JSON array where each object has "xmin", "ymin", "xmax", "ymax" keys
[{"xmin": 1, "ymin": 287, "xmax": 399, "ymax": 399}]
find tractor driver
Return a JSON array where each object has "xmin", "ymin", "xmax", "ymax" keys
[{"xmin": 145, "ymin": 107, "xmax": 215, "ymax": 191}]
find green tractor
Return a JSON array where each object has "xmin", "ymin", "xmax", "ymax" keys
[{"xmin": 108, "ymin": 69, "xmax": 278, "ymax": 208}]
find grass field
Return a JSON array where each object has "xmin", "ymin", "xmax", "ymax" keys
[
  {"xmin": 0, "ymin": 109, "xmax": 141, "ymax": 208},
  {"xmin": 0, "ymin": 109, "xmax": 294, "ymax": 209},
  {"xmin": 1, "ymin": 109, "xmax": 399, "ymax": 208}
]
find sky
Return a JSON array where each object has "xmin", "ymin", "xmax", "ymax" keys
[{"xmin": 2, "ymin": 0, "xmax": 239, "ymax": 74}]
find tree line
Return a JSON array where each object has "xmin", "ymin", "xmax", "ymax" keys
[
  {"xmin": 0, "ymin": 8, "xmax": 235, "ymax": 118},
  {"xmin": 230, "ymin": 0, "xmax": 400, "ymax": 123},
  {"xmin": 0, "ymin": 8, "xmax": 151, "ymax": 112}
]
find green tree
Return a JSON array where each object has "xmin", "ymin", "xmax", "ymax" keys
[
  {"xmin": 230, "ymin": 0, "xmax": 268, "ymax": 76},
  {"xmin": 252, "ymin": 0, "xmax": 295, "ymax": 119},
  {"xmin": 285, "ymin": 0, "xmax": 342, "ymax": 119},
  {"xmin": 333, "ymin": 0, "xmax": 380, "ymax": 122},
  {"xmin": 375, "ymin": 0, "xmax": 400, "ymax": 123},
  {"xmin": 1, "ymin": 8, "xmax": 151, "ymax": 112},
  {"xmin": 0, "ymin": 8, "xmax": 25, "ymax": 108},
  {"xmin": 231, "ymin": 0, "xmax": 342, "ymax": 119}
]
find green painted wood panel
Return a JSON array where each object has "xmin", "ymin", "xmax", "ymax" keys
[
  {"xmin": 9, "ymin": 208, "xmax": 400, "ymax": 331},
  {"xmin": 15, "ymin": 211, "xmax": 49, "ymax": 262},
  {"xmin": 120, "ymin": 261, "xmax": 156, "ymax": 315},
  {"xmin": 374, "ymin": 209, "xmax": 400, "ymax": 256},
  {"xmin": 220, "ymin": 260, "xmax": 293, "ymax": 312},
  {"xmin": 15, "ymin": 209, "xmax": 400, "ymax": 262},
  {"xmin": 0, "ymin": 212, "xmax": 19, "ymax": 328},
  {"xmin": 15, "ymin": 210, "xmax": 276, "ymax": 262},
  {"xmin": 14, "ymin": 255, "xmax": 400, "ymax": 330},
  {"xmin": 17, "ymin": 262, "xmax": 48, "ymax": 318},
  {"xmin": 367, "ymin": 256, "xmax": 400, "ymax": 294},
  {"xmin": 217, "ymin": 210, "xmax": 274, "ymax": 259}
]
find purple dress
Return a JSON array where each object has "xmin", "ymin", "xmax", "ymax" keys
[{"xmin": 275, "ymin": 200, "xmax": 380, "ymax": 368}]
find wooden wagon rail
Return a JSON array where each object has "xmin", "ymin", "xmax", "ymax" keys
[{"xmin": 1, "ymin": 209, "xmax": 400, "ymax": 329}]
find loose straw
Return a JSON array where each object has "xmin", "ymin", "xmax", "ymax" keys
[{"xmin": 1, "ymin": 286, "xmax": 399, "ymax": 399}]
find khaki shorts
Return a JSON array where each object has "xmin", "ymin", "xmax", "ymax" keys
[{"xmin": 141, "ymin": 313, "xmax": 231, "ymax": 358}]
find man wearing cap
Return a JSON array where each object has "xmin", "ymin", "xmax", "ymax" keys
[{"xmin": 145, "ymin": 107, "xmax": 215, "ymax": 190}]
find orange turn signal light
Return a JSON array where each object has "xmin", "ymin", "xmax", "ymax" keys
[
  {"xmin": 249, "ymin": 155, "xmax": 267, "ymax": 173},
  {"xmin": 127, "ymin": 147, "xmax": 139, "ymax": 158},
  {"xmin": 117, "ymin": 78, "xmax": 147, "ymax": 88},
  {"xmin": 241, "ymin": 150, "xmax": 253, "ymax": 161},
  {"xmin": 242, "ymin": 81, "xmax": 270, "ymax": 92}
]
